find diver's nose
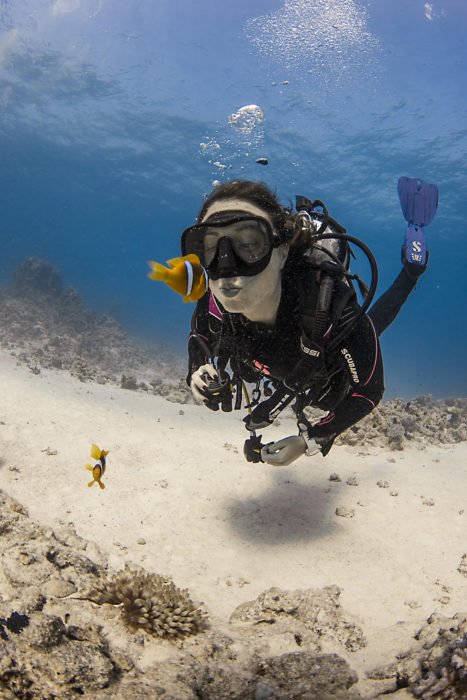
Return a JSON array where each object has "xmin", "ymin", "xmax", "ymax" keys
[{"xmin": 215, "ymin": 236, "xmax": 237, "ymax": 276}]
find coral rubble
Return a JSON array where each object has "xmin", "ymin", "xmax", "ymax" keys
[
  {"xmin": 367, "ymin": 612, "xmax": 467, "ymax": 698},
  {"xmin": 230, "ymin": 585, "xmax": 367, "ymax": 653}
]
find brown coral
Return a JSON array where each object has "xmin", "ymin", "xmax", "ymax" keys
[{"xmin": 82, "ymin": 564, "xmax": 207, "ymax": 639}]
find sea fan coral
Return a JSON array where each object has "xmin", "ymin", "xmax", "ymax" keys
[{"xmin": 82, "ymin": 564, "xmax": 207, "ymax": 639}]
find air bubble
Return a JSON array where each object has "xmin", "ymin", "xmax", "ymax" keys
[
  {"xmin": 245, "ymin": 0, "xmax": 380, "ymax": 86},
  {"xmin": 228, "ymin": 105, "xmax": 264, "ymax": 135}
]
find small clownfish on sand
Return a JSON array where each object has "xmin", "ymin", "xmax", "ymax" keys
[
  {"xmin": 147, "ymin": 254, "xmax": 208, "ymax": 303},
  {"xmin": 85, "ymin": 444, "xmax": 109, "ymax": 490}
]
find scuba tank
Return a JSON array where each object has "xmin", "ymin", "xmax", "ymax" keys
[{"xmin": 279, "ymin": 196, "xmax": 378, "ymax": 395}]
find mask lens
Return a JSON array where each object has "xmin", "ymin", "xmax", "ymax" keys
[
  {"xmin": 203, "ymin": 221, "xmax": 270, "ymax": 266},
  {"xmin": 203, "ymin": 232, "xmax": 221, "ymax": 266},
  {"xmin": 182, "ymin": 228, "xmax": 206, "ymax": 261},
  {"xmin": 232, "ymin": 221, "xmax": 271, "ymax": 263}
]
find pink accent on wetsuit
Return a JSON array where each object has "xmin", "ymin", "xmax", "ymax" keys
[
  {"xmin": 208, "ymin": 292, "xmax": 223, "ymax": 321},
  {"xmin": 363, "ymin": 316, "xmax": 378, "ymax": 387},
  {"xmin": 317, "ymin": 411, "xmax": 336, "ymax": 426},
  {"xmin": 351, "ymin": 392, "xmax": 376, "ymax": 408}
]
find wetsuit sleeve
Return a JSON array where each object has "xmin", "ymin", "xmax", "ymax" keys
[
  {"xmin": 368, "ymin": 267, "xmax": 419, "ymax": 336},
  {"xmin": 308, "ymin": 312, "xmax": 384, "ymax": 443}
]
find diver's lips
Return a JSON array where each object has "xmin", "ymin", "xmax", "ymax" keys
[{"xmin": 219, "ymin": 287, "xmax": 241, "ymax": 298}]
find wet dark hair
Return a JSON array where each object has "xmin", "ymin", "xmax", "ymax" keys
[{"xmin": 197, "ymin": 180, "xmax": 294, "ymax": 242}]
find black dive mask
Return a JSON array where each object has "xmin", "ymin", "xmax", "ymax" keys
[{"xmin": 181, "ymin": 212, "xmax": 282, "ymax": 279}]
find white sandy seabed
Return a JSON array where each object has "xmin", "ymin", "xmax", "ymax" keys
[{"xmin": 0, "ymin": 346, "xmax": 466, "ymax": 683}]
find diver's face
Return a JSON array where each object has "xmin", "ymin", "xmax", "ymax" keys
[
  {"xmin": 209, "ymin": 248, "xmax": 287, "ymax": 315},
  {"xmin": 201, "ymin": 199, "xmax": 288, "ymax": 319}
]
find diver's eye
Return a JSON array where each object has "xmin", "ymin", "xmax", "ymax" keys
[
  {"xmin": 204, "ymin": 243, "xmax": 218, "ymax": 257},
  {"xmin": 238, "ymin": 239, "xmax": 266, "ymax": 258},
  {"xmin": 203, "ymin": 235, "xmax": 219, "ymax": 264},
  {"xmin": 238, "ymin": 242, "xmax": 260, "ymax": 258}
]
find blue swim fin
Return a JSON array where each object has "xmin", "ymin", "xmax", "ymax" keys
[{"xmin": 397, "ymin": 176, "xmax": 439, "ymax": 276}]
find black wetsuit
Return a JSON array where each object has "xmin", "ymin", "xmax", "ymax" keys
[{"xmin": 187, "ymin": 253, "xmax": 394, "ymax": 448}]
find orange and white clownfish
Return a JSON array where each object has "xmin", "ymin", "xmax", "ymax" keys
[
  {"xmin": 147, "ymin": 254, "xmax": 208, "ymax": 302},
  {"xmin": 85, "ymin": 444, "xmax": 109, "ymax": 490}
]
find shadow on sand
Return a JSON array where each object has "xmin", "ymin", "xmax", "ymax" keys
[{"xmin": 224, "ymin": 469, "xmax": 340, "ymax": 545}]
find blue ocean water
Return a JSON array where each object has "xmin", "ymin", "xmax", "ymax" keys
[{"xmin": 0, "ymin": 0, "xmax": 466, "ymax": 398}]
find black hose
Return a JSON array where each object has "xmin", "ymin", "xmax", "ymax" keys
[{"xmin": 312, "ymin": 232, "xmax": 379, "ymax": 351}]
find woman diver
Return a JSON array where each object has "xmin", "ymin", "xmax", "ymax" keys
[{"xmin": 180, "ymin": 178, "xmax": 438, "ymax": 467}]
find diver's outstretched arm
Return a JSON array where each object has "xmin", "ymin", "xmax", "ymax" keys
[{"xmin": 368, "ymin": 265, "xmax": 421, "ymax": 337}]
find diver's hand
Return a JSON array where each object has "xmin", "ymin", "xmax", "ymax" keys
[
  {"xmin": 261, "ymin": 435, "xmax": 307, "ymax": 466},
  {"xmin": 190, "ymin": 364, "xmax": 218, "ymax": 404}
]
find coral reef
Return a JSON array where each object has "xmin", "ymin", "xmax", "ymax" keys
[
  {"xmin": 341, "ymin": 395, "xmax": 467, "ymax": 449},
  {"xmin": 13, "ymin": 257, "xmax": 63, "ymax": 297},
  {"xmin": 305, "ymin": 394, "xmax": 467, "ymax": 450},
  {"xmin": 81, "ymin": 563, "xmax": 207, "ymax": 639},
  {"xmin": 1, "ymin": 488, "xmax": 466, "ymax": 698},
  {"xmin": 0, "ymin": 257, "xmax": 191, "ymax": 401},
  {"xmin": 367, "ymin": 612, "xmax": 467, "ymax": 698},
  {"xmin": 0, "ymin": 489, "xmax": 364, "ymax": 699}
]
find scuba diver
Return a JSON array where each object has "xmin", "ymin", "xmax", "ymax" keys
[{"xmin": 152, "ymin": 177, "xmax": 438, "ymax": 466}]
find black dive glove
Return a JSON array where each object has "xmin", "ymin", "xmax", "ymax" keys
[
  {"xmin": 243, "ymin": 434, "xmax": 265, "ymax": 463},
  {"xmin": 200, "ymin": 370, "xmax": 233, "ymax": 412},
  {"xmin": 314, "ymin": 435, "xmax": 336, "ymax": 457},
  {"xmin": 402, "ymin": 245, "xmax": 429, "ymax": 280}
]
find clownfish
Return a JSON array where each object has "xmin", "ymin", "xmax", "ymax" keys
[
  {"xmin": 85, "ymin": 444, "xmax": 109, "ymax": 490},
  {"xmin": 147, "ymin": 254, "xmax": 208, "ymax": 302}
]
